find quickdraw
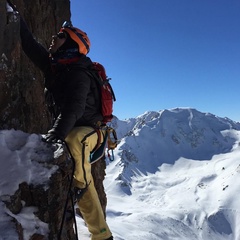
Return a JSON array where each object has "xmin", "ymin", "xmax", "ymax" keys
[{"xmin": 106, "ymin": 127, "xmax": 118, "ymax": 161}]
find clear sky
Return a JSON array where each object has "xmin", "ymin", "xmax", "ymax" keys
[{"xmin": 70, "ymin": 0, "xmax": 240, "ymax": 121}]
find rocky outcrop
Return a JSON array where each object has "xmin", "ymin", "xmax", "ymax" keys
[
  {"xmin": 0, "ymin": 0, "xmax": 108, "ymax": 238},
  {"xmin": 0, "ymin": 0, "xmax": 70, "ymax": 133},
  {"xmin": 5, "ymin": 158, "xmax": 76, "ymax": 240},
  {"xmin": 92, "ymin": 158, "xmax": 107, "ymax": 217},
  {"xmin": 0, "ymin": 131, "xmax": 76, "ymax": 239}
]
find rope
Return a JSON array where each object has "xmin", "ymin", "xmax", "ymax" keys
[{"xmin": 58, "ymin": 141, "xmax": 79, "ymax": 240}]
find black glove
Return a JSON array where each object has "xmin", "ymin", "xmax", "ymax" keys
[
  {"xmin": 6, "ymin": 0, "xmax": 18, "ymax": 12},
  {"xmin": 42, "ymin": 132, "xmax": 63, "ymax": 144}
]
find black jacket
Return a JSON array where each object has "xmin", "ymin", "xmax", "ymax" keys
[{"xmin": 20, "ymin": 18, "xmax": 103, "ymax": 139}]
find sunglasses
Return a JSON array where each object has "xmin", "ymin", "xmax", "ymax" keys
[{"xmin": 57, "ymin": 32, "xmax": 66, "ymax": 39}]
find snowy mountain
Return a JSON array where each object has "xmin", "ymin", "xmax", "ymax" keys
[
  {"xmin": 1, "ymin": 108, "xmax": 240, "ymax": 240},
  {"xmin": 109, "ymin": 108, "xmax": 240, "ymax": 188},
  {"xmin": 102, "ymin": 108, "xmax": 240, "ymax": 240}
]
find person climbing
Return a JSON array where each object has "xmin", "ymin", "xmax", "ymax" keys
[{"xmin": 8, "ymin": 1, "xmax": 114, "ymax": 239}]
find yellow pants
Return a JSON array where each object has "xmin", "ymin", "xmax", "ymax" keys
[{"xmin": 65, "ymin": 126, "xmax": 112, "ymax": 240}]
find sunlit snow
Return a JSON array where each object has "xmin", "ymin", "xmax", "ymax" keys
[{"xmin": 1, "ymin": 108, "xmax": 240, "ymax": 240}]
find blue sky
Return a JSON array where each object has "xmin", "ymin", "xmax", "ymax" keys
[{"xmin": 70, "ymin": 0, "xmax": 240, "ymax": 121}]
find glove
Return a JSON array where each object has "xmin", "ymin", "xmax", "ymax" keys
[
  {"xmin": 6, "ymin": 0, "xmax": 18, "ymax": 12},
  {"xmin": 42, "ymin": 132, "xmax": 63, "ymax": 144}
]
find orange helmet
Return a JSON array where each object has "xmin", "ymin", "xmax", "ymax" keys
[{"xmin": 59, "ymin": 21, "xmax": 90, "ymax": 55}]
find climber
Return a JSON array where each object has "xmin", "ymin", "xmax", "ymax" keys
[{"xmin": 6, "ymin": 1, "xmax": 114, "ymax": 240}]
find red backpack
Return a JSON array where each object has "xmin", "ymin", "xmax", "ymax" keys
[
  {"xmin": 92, "ymin": 62, "xmax": 116, "ymax": 123},
  {"xmin": 87, "ymin": 62, "xmax": 118, "ymax": 163}
]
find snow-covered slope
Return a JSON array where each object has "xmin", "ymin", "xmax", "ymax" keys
[
  {"xmin": 1, "ymin": 108, "xmax": 240, "ymax": 240},
  {"xmin": 102, "ymin": 108, "xmax": 240, "ymax": 240}
]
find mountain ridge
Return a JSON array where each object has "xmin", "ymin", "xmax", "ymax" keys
[
  {"xmin": 104, "ymin": 107, "xmax": 240, "ymax": 239},
  {"xmin": 111, "ymin": 108, "xmax": 240, "ymax": 187}
]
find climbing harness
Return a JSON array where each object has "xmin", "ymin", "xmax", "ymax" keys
[
  {"xmin": 46, "ymin": 126, "xmax": 118, "ymax": 239},
  {"xmin": 53, "ymin": 126, "xmax": 118, "ymax": 239}
]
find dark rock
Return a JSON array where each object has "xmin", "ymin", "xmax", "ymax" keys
[
  {"xmin": 30, "ymin": 234, "xmax": 46, "ymax": 240},
  {"xmin": 4, "ymin": 188, "xmax": 22, "ymax": 214},
  {"xmin": 0, "ymin": 0, "xmax": 108, "ymax": 238},
  {"xmin": 92, "ymin": 157, "xmax": 107, "ymax": 217},
  {"xmin": 2, "ymin": 144, "xmax": 77, "ymax": 239}
]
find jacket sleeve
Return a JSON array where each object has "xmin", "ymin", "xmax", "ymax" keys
[
  {"xmin": 50, "ymin": 70, "xmax": 92, "ymax": 139},
  {"xmin": 20, "ymin": 17, "xmax": 50, "ymax": 72}
]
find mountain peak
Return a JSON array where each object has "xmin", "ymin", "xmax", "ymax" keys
[
  {"xmin": 106, "ymin": 108, "xmax": 240, "ymax": 239},
  {"xmin": 113, "ymin": 108, "xmax": 240, "ymax": 184}
]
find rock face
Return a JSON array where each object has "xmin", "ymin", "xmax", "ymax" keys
[
  {"xmin": 0, "ymin": 0, "xmax": 70, "ymax": 133},
  {"xmin": 6, "ymin": 151, "xmax": 76, "ymax": 240},
  {"xmin": 0, "ymin": 0, "xmax": 108, "ymax": 238},
  {"xmin": 0, "ymin": 130, "xmax": 77, "ymax": 239}
]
